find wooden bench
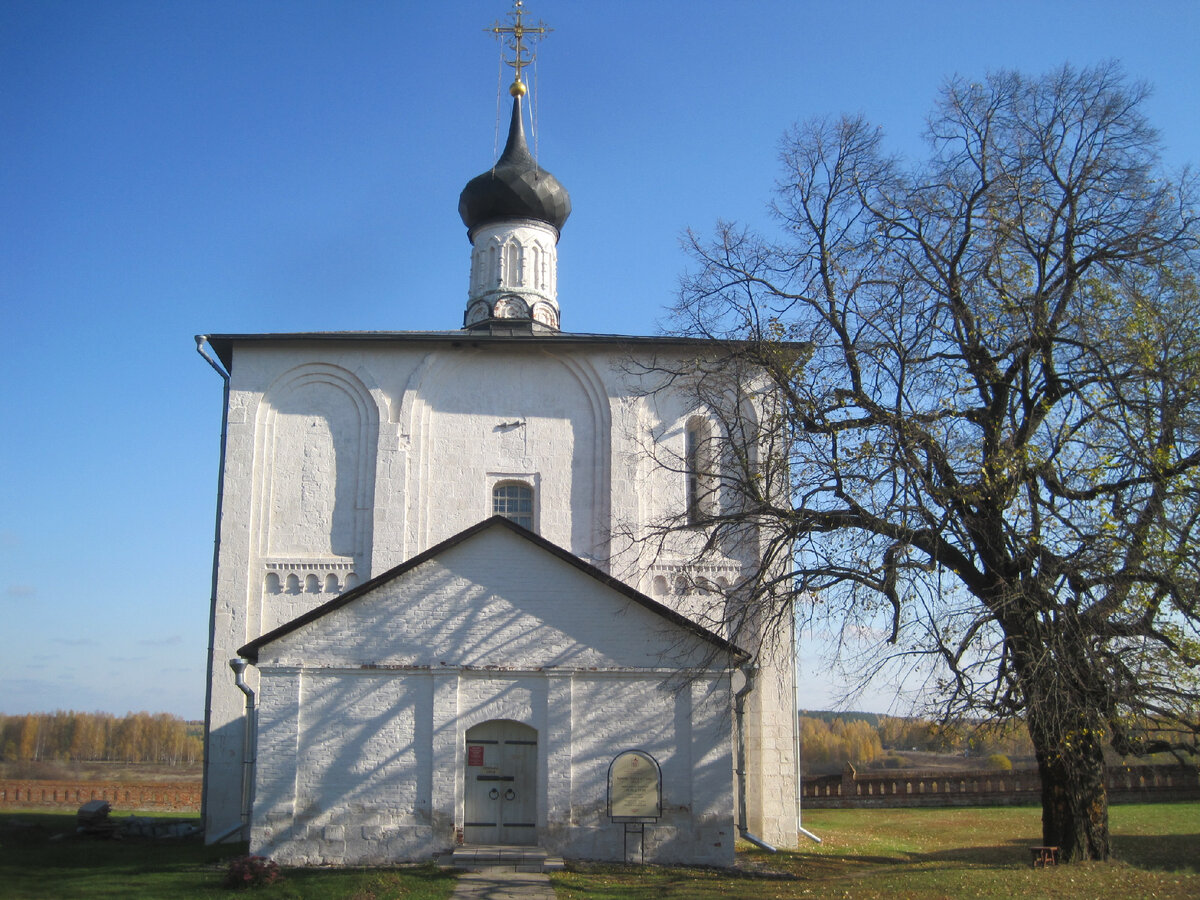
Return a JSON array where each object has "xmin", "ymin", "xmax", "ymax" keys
[{"xmin": 1029, "ymin": 845, "xmax": 1059, "ymax": 867}]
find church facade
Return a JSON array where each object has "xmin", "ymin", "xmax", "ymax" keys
[{"xmin": 198, "ymin": 53, "xmax": 798, "ymax": 866}]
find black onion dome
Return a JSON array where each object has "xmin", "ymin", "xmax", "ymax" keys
[{"xmin": 459, "ymin": 97, "xmax": 571, "ymax": 237}]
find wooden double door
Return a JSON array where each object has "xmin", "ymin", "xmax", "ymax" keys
[{"xmin": 463, "ymin": 720, "xmax": 537, "ymax": 845}]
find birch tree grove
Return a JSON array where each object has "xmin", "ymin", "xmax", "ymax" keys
[
  {"xmin": 668, "ymin": 64, "xmax": 1199, "ymax": 861},
  {"xmin": 0, "ymin": 711, "xmax": 201, "ymax": 765}
]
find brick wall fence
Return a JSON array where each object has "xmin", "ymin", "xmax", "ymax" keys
[
  {"xmin": 803, "ymin": 763, "xmax": 1200, "ymax": 809},
  {"xmin": 0, "ymin": 780, "xmax": 201, "ymax": 812},
  {"xmin": 7, "ymin": 764, "xmax": 1195, "ymax": 814}
]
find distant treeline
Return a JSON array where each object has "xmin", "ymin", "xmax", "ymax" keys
[
  {"xmin": 0, "ymin": 711, "xmax": 203, "ymax": 766},
  {"xmin": 800, "ymin": 714, "xmax": 1035, "ymax": 772}
]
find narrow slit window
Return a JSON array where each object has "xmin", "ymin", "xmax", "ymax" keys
[
  {"xmin": 504, "ymin": 241, "xmax": 522, "ymax": 288},
  {"xmin": 685, "ymin": 417, "xmax": 716, "ymax": 525}
]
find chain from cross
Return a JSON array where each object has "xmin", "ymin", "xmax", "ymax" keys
[{"xmin": 486, "ymin": 0, "xmax": 552, "ymax": 92}]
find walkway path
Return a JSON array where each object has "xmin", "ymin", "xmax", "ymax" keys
[{"xmin": 450, "ymin": 870, "xmax": 558, "ymax": 900}]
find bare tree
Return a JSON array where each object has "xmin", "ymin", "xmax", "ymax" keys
[{"xmin": 657, "ymin": 64, "xmax": 1200, "ymax": 861}]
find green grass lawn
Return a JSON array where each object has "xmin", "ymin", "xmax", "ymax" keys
[
  {"xmin": 552, "ymin": 803, "xmax": 1200, "ymax": 899},
  {"xmin": 1, "ymin": 804, "xmax": 1195, "ymax": 899},
  {"xmin": 0, "ymin": 811, "xmax": 456, "ymax": 899}
]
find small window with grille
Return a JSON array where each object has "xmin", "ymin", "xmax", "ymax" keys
[{"xmin": 493, "ymin": 481, "xmax": 534, "ymax": 530}]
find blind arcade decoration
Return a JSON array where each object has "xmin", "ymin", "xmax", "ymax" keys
[{"xmin": 607, "ymin": 750, "xmax": 661, "ymax": 822}]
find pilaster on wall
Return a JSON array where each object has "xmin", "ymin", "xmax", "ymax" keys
[
  {"xmin": 545, "ymin": 673, "xmax": 574, "ymax": 828},
  {"xmin": 691, "ymin": 677, "xmax": 733, "ymax": 821},
  {"xmin": 429, "ymin": 673, "xmax": 459, "ymax": 840},
  {"xmin": 743, "ymin": 639, "xmax": 798, "ymax": 848}
]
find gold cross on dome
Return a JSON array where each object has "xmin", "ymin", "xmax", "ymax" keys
[{"xmin": 486, "ymin": 1, "xmax": 552, "ymax": 96}]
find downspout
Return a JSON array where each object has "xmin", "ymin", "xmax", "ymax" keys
[
  {"xmin": 229, "ymin": 657, "xmax": 256, "ymax": 841},
  {"xmin": 792, "ymin": 654, "xmax": 821, "ymax": 844},
  {"xmin": 195, "ymin": 335, "xmax": 229, "ymax": 835},
  {"xmin": 734, "ymin": 665, "xmax": 777, "ymax": 853}
]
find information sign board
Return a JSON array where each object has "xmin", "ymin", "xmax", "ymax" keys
[{"xmin": 608, "ymin": 750, "xmax": 661, "ymax": 821}]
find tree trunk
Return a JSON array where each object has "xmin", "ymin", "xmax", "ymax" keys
[
  {"xmin": 1024, "ymin": 678, "xmax": 1112, "ymax": 861},
  {"xmin": 1003, "ymin": 613, "xmax": 1114, "ymax": 863},
  {"xmin": 1035, "ymin": 738, "xmax": 1111, "ymax": 861}
]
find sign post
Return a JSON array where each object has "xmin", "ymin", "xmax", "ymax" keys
[{"xmin": 607, "ymin": 750, "xmax": 661, "ymax": 864}]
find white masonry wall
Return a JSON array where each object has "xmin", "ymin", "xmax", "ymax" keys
[
  {"xmin": 253, "ymin": 669, "xmax": 734, "ymax": 865},
  {"xmin": 249, "ymin": 526, "xmax": 736, "ymax": 865},
  {"xmin": 204, "ymin": 337, "xmax": 797, "ymax": 851}
]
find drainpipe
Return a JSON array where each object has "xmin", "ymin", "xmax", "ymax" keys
[
  {"xmin": 734, "ymin": 665, "xmax": 777, "ymax": 853},
  {"xmin": 230, "ymin": 657, "xmax": 257, "ymax": 841},
  {"xmin": 792, "ymin": 653, "xmax": 822, "ymax": 844},
  {"xmin": 195, "ymin": 335, "xmax": 229, "ymax": 834}
]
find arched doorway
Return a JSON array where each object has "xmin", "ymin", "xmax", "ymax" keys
[{"xmin": 463, "ymin": 720, "xmax": 537, "ymax": 845}]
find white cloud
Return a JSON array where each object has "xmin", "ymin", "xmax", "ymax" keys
[{"xmin": 51, "ymin": 637, "xmax": 98, "ymax": 647}]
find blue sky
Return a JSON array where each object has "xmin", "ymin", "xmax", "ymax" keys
[{"xmin": 3, "ymin": 1, "xmax": 1198, "ymax": 719}]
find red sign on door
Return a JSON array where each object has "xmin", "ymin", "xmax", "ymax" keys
[{"xmin": 467, "ymin": 745, "xmax": 485, "ymax": 767}]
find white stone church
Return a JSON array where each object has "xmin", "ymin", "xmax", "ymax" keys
[{"xmin": 197, "ymin": 43, "xmax": 798, "ymax": 867}]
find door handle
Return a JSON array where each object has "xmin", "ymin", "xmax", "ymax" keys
[
  {"xmin": 504, "ymin": 788, "xmax": 516, "ymax": 801},
  {"xmin": 489, "ymin": 788, "xmax": 499, "ymax": 800}
]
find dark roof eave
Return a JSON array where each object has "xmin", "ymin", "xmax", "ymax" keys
[{"xmin": 196, "ymin": 330, "xmax": 812, "ymax": 374}]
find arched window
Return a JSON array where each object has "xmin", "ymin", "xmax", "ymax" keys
[
  {"xmin": 528, "ymin": 244, "xmax": 542, "ymax": 290},
  {"xmin": 504, "ymin": 241, "xmax": 523, "ymax": 288},
  {"xmin": 685, "ymin": 416, "xmax": 717, "ymax": 525},
  {"xmin": 493, "ymin": 482, "xmax": 534, "ymax": 530}
]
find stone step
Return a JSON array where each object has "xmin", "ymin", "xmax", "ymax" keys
[{"xmin": 441, "ymin": 845, "xmax": 564, "ymax": 873}]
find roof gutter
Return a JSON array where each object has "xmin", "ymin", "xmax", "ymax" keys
[
  {"xmin": 195, "ymin": 335, "xmax": 230, "ymax": 837},
  {"xmin": 735, "ymin": 665, "xmax": 777, "ymax": 853},
  {"xmin": 792, "ymin": 647, "xmax": 821, "ymax": 844},
  {"xmin": 229, "ymin": 658, "xmax": 257, "ymax": 841}
]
